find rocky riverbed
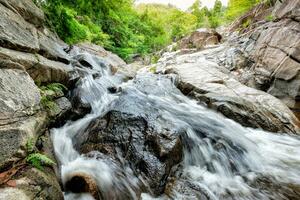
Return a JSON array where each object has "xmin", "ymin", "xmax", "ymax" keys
[{"xmin": 0, "ymin": 0, "xmax": 300, "ymax": 200}]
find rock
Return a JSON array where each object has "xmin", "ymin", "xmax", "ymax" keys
[
  {"xmin": 0, "ymin": 68, "xmax": 40, "ymax": 124},
  {"xmin": 178, "ymin": 28, "xmax": 222, "ymax": 50},
  {"xmin": 0, "ymin": 47, "xmax": 73, "ymax": 86},
  {"xmin": 0, "ymin": 0, "xmax": 45, "ymax": 27},
  {"xmin": 69, "ymin": 43, "xmax": 136, "ymax": 78},
  {"xmin": 0, "ymin": 3, "xmax": 39, "ymax": 52},
  {"xmin": 38, "ymin": 28, "xmax": 70, "ymax": 64},
  {"xmin": 0, "ymin": 167, "xmax": 63, "ymax": 200},
  {"xmin": 64, "ymin": 172, "xmax": 99, "ymax": 199},
  {"xmin": 160, "ymin": 47, "xmax": 300, "ymax": 134},
  {"xmin": 222, "ymin": 0, "xmax": 300, "ymax": 118},
  {"xmin": 77, "ymin": 110, "xmax": 183, "ymax": 196}
]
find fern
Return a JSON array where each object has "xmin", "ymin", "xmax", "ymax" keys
[
  {"xmin": 26, "ymin": 153, "xmax": 56, "ymax": 170},
  {"xmin": 26, "ymin": 138, "xmax": 35, "ymax": 153}
]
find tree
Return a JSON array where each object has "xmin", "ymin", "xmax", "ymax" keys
[{"xmin": 226, "ymin": 0, "xmax": 257, "ymax": 21}]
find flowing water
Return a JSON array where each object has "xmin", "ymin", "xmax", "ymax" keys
[{"xmin": 52, "ymin": 50, "xmax": 300, "ymax": 200}]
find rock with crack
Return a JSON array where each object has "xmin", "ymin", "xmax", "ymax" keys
[
  {"xmin": 159, "ymin": 48, "xmax": 300, "ymax": 134},
  {"xmin": 0, "ymin": 3, "xmax": 39, "ymax": 52},
  {"xmin": 75, "ymin": 110, "xmax": 183, "ymax": 196},
  {"xmin": 0, "ymin": 0, "xmax": 45, "ymax": 27},
  {"xmin": 216, "ymin": 0, "xmax": 300, "ymax": 118},
  {"xmin": 0, "ymin": 47, "xmax": 73, "ymax": 86}
]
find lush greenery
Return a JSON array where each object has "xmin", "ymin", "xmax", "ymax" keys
[{"xmin": 35, "ymin": 0, "xmax": 263, "ymax": 61}]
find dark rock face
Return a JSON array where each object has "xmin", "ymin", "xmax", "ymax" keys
[{"xmin": 76, "ymin": 111, "xmax": 183, "ymax": 196}]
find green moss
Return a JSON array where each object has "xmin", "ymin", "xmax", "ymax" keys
[
  {"xmin": 39, "ymin": 83, "xmax": 67, "ymax": 113},
  {"xmin": 149, "ymin": 66, "xmax": 157, "ymax": 73},
  {"xmin": 26, "ymin": 137, "xmax": 35, "ymax": 153},
  {"xmin": 265, "ymin": 14, "xmax": 274, "ymax": 21},
  {"xmin": 26, "ymin": 153, "xmax": 56, "ymax": 170}
]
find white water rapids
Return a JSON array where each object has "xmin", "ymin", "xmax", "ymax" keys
[{"xmin": 51, "ymin": 50, "xmax": 300, "ymax": 200}]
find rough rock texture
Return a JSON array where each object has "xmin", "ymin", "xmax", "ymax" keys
[
  {"xmin": 76, "ymin": 111, "xmax": 183, "ymax": 196},
  {"xmin": 179, "ymin": 28, "xmax": 222, "ymax": 50},
  {"xmin": 0, "ymin": 167, "xmax": 63, "ymax": 200},
  {"xmin": 158, "ymin": 47, "xmax": 300, "ymax": 134},
  {"xmin": 0, "ymin": 0, "xmax": 70, "ymax": 63},
  {"xmin": 219, "ymin": 0, "xmax": 300, "ymax": 118},
  {"xmin": 0, "ymin": 0, "xmax": 44, "ymax": 27},
  {"xmin": 0, "ymin": 47, "xmax": 72, "ymax": 85},
  {"xmin": 0, "ymin": 3, "xmax": 39, "ymax": 52}
]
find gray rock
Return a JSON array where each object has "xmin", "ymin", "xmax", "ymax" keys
[
  {"xmin": 38, "ymin": 28, "xmax": 70, "ymax": 64},
  {"xmin": 0, "ymin": 47, "xmax": 73, "ymax": 85},
  {"xmin": 160, "ymin": 47, "xmax": 300, "ymax": 134},
  {"xmin": 0, "ymin": 0, "xmax": 45, "ymax": 27},
  {"xmin": 0, "ymin": 3, "xmax": 39, "ymax": 52}
]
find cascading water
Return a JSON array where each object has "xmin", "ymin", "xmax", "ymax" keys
[{"xmin": 52, "ymin": 50, "xmax": 300, "ymax": 200}]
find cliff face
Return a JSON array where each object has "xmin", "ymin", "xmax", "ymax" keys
[{"xmin": 223, "ymin": 0, "xmax": 300, "ymax": 117}]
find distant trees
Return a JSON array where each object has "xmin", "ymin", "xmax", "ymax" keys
[
  {"xmin": 225, "ymin": 0, "xmax": 258, "ymax": 20},
  {"xmin": 35, "ymin": 0, "xmax": 261, "ymax": 61},
  {"xmin": 189, "ymin": 0, "xmax": 225, "ymax": 28}
]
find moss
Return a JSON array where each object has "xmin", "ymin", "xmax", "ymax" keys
[
  {"xmin": 149, "ymin": 66, "xmax": 157, "ymax": 73},
  {"xmin": 265, "ymin": 14, "xmax": 274, "ymax": 22},
  {"xmin": 39, "ymin": 83, "xmax": 67, "ymax": 114},
  {"xmin": 26, "ymin": 153, "xmax": 56, "ymax": 170}
]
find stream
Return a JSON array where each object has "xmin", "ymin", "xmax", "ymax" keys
[{"xmin": 51, "ymin": 49, "xmax": 300, "ymax": 200}]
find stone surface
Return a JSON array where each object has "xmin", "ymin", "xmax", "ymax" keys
[
  {"xmin": 0, "ymin": 3, "xmax": 39, "ymax": 52},
  {"xmin": 0, "ymin": 47, "xmax": 73, "ymax": 85},
  {"xmin": 0, "ymin": 0, "xmax": 45, "ymax": 27},
  {"xmin": 178, "ymin": 28, "xmax": 222, "ymax": 50},
  {"xmin": 0, "ymin": 167, "xmax": 63, "ymax": 200},
  {"xmin": 38, "ymin": 28, "xmax": 70, "ymax": 64},
  {"xmin": 159, "ymin": 47, "xmax": 300, "ymax": 134},
  {"xmin": 219, "ymin": 0, "xmax": 300, "ymax": 118},
  {"xmin": 76, "ymin": 110, "xmax": 183, "ymax": 195}
]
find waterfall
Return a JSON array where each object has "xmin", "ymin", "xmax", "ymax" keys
[{"xmin": 51, "ymin": 50, "xmax": 300, "ymax": 200}]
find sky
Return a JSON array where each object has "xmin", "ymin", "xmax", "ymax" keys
[{"xmin": 135, "ymin": 0, "xmax": 229, "ymax": 10}]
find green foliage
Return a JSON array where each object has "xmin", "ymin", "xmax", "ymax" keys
[
  {"xmin": 26, "ymin": 153, "xmax": 56, "ymax": 170},
  {"xmin": 188, "ymin": 0, "xmax": 226, "ymax": 29},
  {"xmin": 40, "ymin": 83, "xmax": 67, "ymax": 94},
  {"xmin": 25, "ymin": 138, "xmax": 56, "ymax": 170},
  {"xmin": 26, "ymin": 138, "xmax": 35, "ymax": 153},
  {"xmin": 265, "ymin": 14, "xmax": 274, "ymax": 21},
  {"xmin": 39, "ymin": 83, "xmax": 66, "ymax": 113},
  {"xmin": 225, "ymin": 0, "xmax": 258, "ymax": 21}
]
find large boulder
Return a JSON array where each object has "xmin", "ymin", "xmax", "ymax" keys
[
  {"xmin": 178, "ymin": 28, "xmax": 222, "ymax": 50},
  {"xmin": 158, "ymin": 47, "xmax": 300, "ymax": 134},
  {"xmin": 76, "ymin": 111, "xmax": 183, "ymax": 196}
]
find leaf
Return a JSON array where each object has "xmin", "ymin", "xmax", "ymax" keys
[{"xmin": 6, "ymin": 180, "xmax": 17, "ymax": 187}]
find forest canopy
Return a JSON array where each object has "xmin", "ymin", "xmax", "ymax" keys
[{"xmin": 34, "ymin": 0, "xmax": 265, "ymax": 61}]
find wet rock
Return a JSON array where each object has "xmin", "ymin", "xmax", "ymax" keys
[
  {"xmin": 160, "ymin": 47, "xmax": 300, "ymax": 134},
  {"xmin": 77, "ymin": 111, "xmax": 183, "ymax": 196},
  {"xmin": 0, "ymin": 47, "xmax": 73, "ymax": 86},
  {"xmin": 178, "ymin": 28, "xmax": 222, "ymax": 50},
  {"xmin": 69, "ymin": 43, "xmax": 136, "ymax": 78},
  {"xmin": 64, "ymin": 172, "xmax": 99, "ymax": 199},
  {"xmin": 0, "ymin": 3, "xmax": 39, "ymax": 52}
]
